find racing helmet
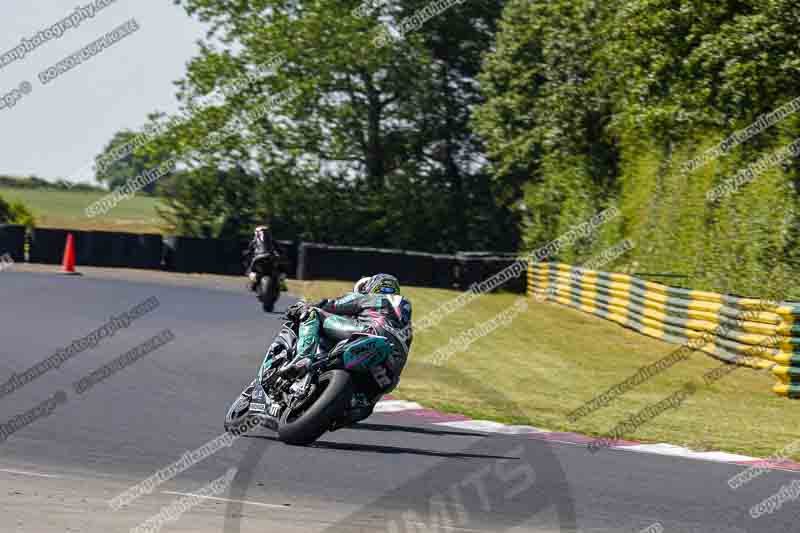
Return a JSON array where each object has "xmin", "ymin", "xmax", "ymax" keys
[{"xmin": 362, "ymin": 273, "xmax": 401, "ymax": 295}]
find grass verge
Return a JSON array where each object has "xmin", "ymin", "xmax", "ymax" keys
[
  {"xmin": 287, "ymin": 279, "xmax": 797, "ymax": 460},
  {"xmin": 0, "ymin": 187, "xmax": 164, "ymax": 233}
]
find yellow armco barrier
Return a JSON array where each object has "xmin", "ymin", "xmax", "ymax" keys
[{"xmin": 528, "ymin": 261, "xmax": 800, "ymax": 398}]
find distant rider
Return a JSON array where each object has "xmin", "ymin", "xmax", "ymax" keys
[{"xmin": 244, "ymin": 224, "xmax": 280, "ymax": 290}]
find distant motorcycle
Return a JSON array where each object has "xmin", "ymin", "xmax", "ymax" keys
[
  {"xmin": 245, "ymin": 251, "xmax": 283, "ymax": 313},
  {"xmin": 224, "ymin": 314, "xmax": 404, "ymax": 445}
]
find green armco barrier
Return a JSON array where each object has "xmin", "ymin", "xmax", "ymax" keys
[{"xmin": 528, "ymin": 261, "xmax": 800, "ymax": 398}]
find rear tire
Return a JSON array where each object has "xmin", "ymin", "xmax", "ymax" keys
[{"xmin": 278, "ymin": 370, "xmax": 352, "ymax": 445}]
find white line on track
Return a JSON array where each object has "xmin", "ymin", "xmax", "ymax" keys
[
  {"xmin": 406, "ymin": 522, "xmax": 485, "ymax": 532},
  {"xmin": 161, "ymin": 491, "xmax": 293, "ymax": 509},
  {"xmin": 0, "ymin": 468, "xmax": 62, "ymax": 478},
  {"xmin": 374, "ymin": 400, "xmax": 424, "ymax": 413},
  {"xmin": 383, "ymin": 403, "xmax": 800, "ymax": 472}
]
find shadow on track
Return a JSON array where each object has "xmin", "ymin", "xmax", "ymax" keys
[
  {"xmin": 243, "ymin": 434, "xmax": 518, "ymax": 460},
  {"xmin": 224, "ymin": 362, "xmax": 578, "ymax": 533},
  {"xmin": 347, "ymin": 421, "xmax": 487, "ymax": 438}
]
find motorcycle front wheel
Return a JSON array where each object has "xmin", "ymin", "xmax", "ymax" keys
[
  {"xmin": 224, "ymin": 380, "xmax": 260, "ymax": 436},
  {"xmin": 258, "ymin": 275, "xmax": 276, "ymax": 312},
  {"xmin": 278, "ymin": 370, "xmax": 352, "ymax": 445}
]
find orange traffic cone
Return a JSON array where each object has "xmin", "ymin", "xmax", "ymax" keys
[{"xmin": 61, "ymin": 233, "xmax": 81, "ymax": 275}]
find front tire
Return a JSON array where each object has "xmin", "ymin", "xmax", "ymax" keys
[
  {"xmin": 224, "ymin": 380, "xmax": 260, "ymax": 435},
  {"xmin": 258, "ymin": 276, "xmax": 276, "ymax": 312},
  {"xmin": 278, "ymin": 370, "xmax": 352, "ymax": 445}
]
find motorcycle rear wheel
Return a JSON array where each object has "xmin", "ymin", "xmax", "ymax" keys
[{"xmin": 278, "ymin": 370, "xmax": 352, "ymax": 445}]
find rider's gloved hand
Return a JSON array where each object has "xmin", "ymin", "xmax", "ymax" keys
[
  {"xmin": 285, "ymin": 301, "xmax": 308, "ymax": 322},
  {"xmin": 315, "ymin": 298, "xmax": 330, "ymax": 309}
]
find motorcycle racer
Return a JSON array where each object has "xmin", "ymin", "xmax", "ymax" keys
[
  {"xmin": 244, "ymin": 225, "xmax": 279, "ymax": 290},
  {"xmin": 260, "ymin": 273, "xmax": 412, "ymax": 422}
]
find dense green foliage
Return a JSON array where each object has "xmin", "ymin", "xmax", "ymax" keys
[
  {"xmin": 157, "ymin": 166, "xmax": 260, "ymax": 240},
  {"xmin": 0, "ymin": 193, "xmax": 36, "ymax": 227},
  {"xmin": 131, "ymin": 0, "xmax": 518, "ymax": 252},
  {"xmin": 475, "ymin": 0, "xmax": 800, "ymax": 298},
  {"xmin": 94, "ymin": 131, "xmax": 174, "ymax": 194},
  {"xmin": 83, "ymin": 0, "xmax": 800, "ymax": 297}
]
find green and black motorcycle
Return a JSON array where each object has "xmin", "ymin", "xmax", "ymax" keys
[{"xmin": 224, "ymin": 315, "xmax": 405, "ymax": 445}]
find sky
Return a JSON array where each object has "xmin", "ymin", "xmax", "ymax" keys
[{"xmin": 0, "ymin": 0, "xmax": 208, "ymax": 185}]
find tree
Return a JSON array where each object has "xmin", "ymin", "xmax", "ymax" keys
[
  {"xmin": 473, "ymin": 0, "xmax": 800, "ymax": 297},
  {"xmin": 474, "ymin": 0, "xmax": 619, "ymax": 257},
  {"xmin": 142, "ymin": 0, "xmax": 517, "ymax": 251},
  {"xmin": 158, "ymin": 165, "xmax": 260, "ymax": 240},
  {"xmin": 94, "ymin": 130, "xmax": 175, "ymax": 193},
  {"xmin": 0, "ymin": 194, "xmax": 36, "ymax": 227}
]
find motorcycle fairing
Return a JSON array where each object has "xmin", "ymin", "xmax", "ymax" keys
[{"xmin": 341, "ymin": 334, "xmax": 392, "ymax": 371}]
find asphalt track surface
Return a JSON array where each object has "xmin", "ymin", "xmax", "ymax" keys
[{"xmin": 0, "ymin": 268, "xmax": 797, "ymax": 532}]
